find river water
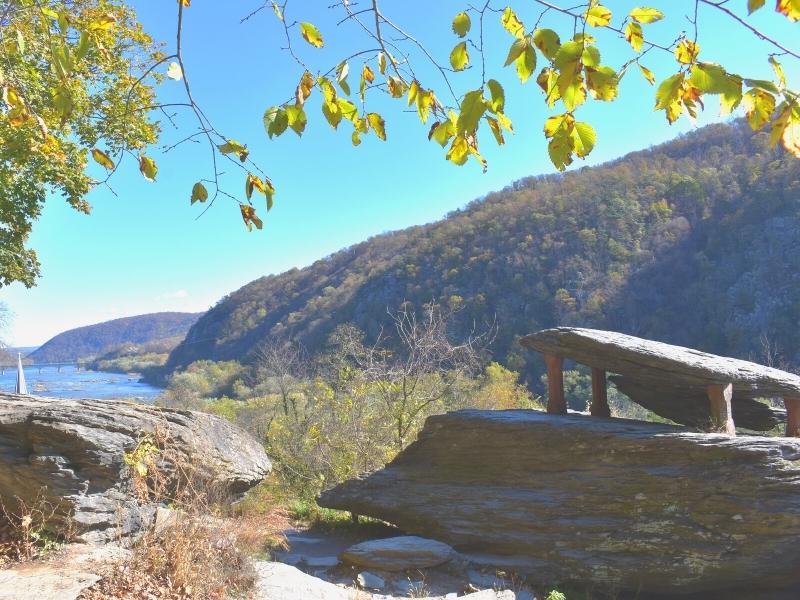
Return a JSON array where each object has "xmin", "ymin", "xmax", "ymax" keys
[{"xmin": 0, "ymin": 364, "xmax": 162, "ymax": 402}]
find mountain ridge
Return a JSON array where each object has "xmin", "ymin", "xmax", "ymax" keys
[
  {"xmin": 29, "ymin": 312, "xmax": 202, "ymax": 364},
  {"xmin": 165, "ymin": 120, "xmax": 800, "ymax": 385}
]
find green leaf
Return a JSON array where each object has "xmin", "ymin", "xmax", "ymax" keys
[
  {"xmin": 501, "ymin": 6, "xmax": 525, "ymax": 39},
  {"xmin": 516, "ymin": 45, "xmax": 537, "ymax": 83},
  {"xmin": 367, "ymin": 112, "xmax": 386, "ymax": 140},
  {"xmin": 286, "ymin": 105, "xmax": 307, "ymax": 135},
  {"xmin": 504, "ymin": 38, "xmax": 527, "ymax": 67},
  {"xmin": 450, "ymin": 41, "xmax": 469, "ymax": 71},
  {"xmin": 300, "ymin": 22, "xmax": 324, "ymax": 48},
  {"xmin": 629, "ymin": 7, "xmax": 664, "ymax": 23},
  {"xmin": 263, "ymin": 106, "xmax": 289, "ymax": 138},
  {"xmin": 582, "ymin": 46, "xmax": 601, "ymax": 68},
  {"xmin": 429, "ymin": 119, "xmax": 456, "ymax": 147},
  {"xmin": 91, "ymin": 147, "xmax": 114, "ymax": 170},
  {"xmin": 452, "ymin": 12, "xmax": 471, "ymax": 37},
  {"xmin": 139, "ymin": 155, "xmax": 157, "ymax": 182},
  {"xmin": 190, "ymin": 182, "xmax": 208, "ymax": 204},
  {"xmin": 75, "ymin": 31, "xmax": 90, "ymax": 61},
  {"xmin": 747, "ymin": 0, "xmax": 766, "ymax": 13},
  {"xmin": 533, "ymin": 29, "xmax": 560, "ymax": 60},
  {"xmin": 486, "ymin": 79, "xmax": 505, "ymax": 113},
  {"xmin": 585, "ymin": 5, "xmax": 612, "ymax": 27},
  {"xmin": 586, "ymin": 66, "xmax": 618, "ymax": 101},
  {"xmin": 572, "ymin": 121, "xmax": 596, "ymax": 157},
  {"xmin": 456, "ymin": 90, "xmax": 487, "ymax": 135}
]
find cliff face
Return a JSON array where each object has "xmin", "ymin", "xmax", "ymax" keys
[
  {"xmin": 319, "ymin": 409, "xmax": 800, "ymax": 594},
  {"xmin": 165, "ymin": 121, "xmax": 800, "ymax": 382},
  {"xmin": 29, "ymin": 312, "xmax": 201, "ymax": 363}
]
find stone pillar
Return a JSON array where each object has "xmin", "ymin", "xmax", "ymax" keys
[
  {"xmin": 590, "ymin": 368, "xmax": 611, "ymax": 417},
  {"xmin": 707, "ymin": 383, "xmax": 736, "ymax": 436},
  {"xmin": 784, "ymin": 397, "xmax": 800, "ymax": 437},
  {"xmin": 544, "ymin": 353, "xmax": 566, "ymax": 415}
]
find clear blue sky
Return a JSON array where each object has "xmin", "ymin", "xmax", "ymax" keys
[{"xmin": 1, "ymin": 1, "xmax": 796, "ymax": 346}]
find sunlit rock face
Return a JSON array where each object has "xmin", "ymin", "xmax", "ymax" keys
[
  {"xmin": 0, "ymin": 393, "xmax": 271, "ymax": 543},
  {"xmin": 319, "ymin": 409, "xmax": 800, "ymax": 595}
]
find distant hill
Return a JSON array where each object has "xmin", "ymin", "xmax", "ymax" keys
[
  {"xmin": 165, "ymin": 121, "xmax": 800, "ymax": 385},
  {"xmin": 29, "ymin": 313, "xmax": 201, "ymax": 364}
]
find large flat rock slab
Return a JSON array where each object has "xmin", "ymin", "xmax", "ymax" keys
[
  {"xmin": 340, "ymin": 536, "xmax": 455, "ymax": 571},
  {"xmin": 520, "ymin": 327, "xmax": 800, "ymax": 399},
  {"xmin": 0, "ymin": 393, "xmax": 271, "ymax": 543},
  {"xmin": 319, "ymin": 409, "xmax": 800, "ymax": 594}
]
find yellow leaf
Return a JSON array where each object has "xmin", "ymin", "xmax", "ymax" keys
[
  {"xmin": 585, "ymin": 5, "xmax": 612, "ymax": 27},
  {"xmin": 300, "ymin": 22, "xmax": 324, "ymax": 48},
  {"xmin": 776, "ymin": 0, "xmax": 800, "ymax": 21},
  {"xmin": 638, "ymin": 64, "xmax": 655, "ymax": 85},
  {"xmin": 675, "ymin": 40, "xmax": 700, "ymax": 64},
  {"xmin": 501, "ymin": 7, "xmax": 525, "ymax": 39},
  {"xmin": 139, "ymin": 155, "xmax": 157, "ymax": 182},
  {"xmin": 452, "ymin": 12, "xmax": 471, "ymax": 37},
  {"xmin": 624, "ymin": 22, "xmax": 643, "ymax": 52},
  {"xmin": 742, "ymin": 89, "xmax": 776, "ymax": 131},
  {"xmin": 91, "ymin": 148, "xmax": 114, "ymax": 170},
  {"xmin": 449, "ymin": 42, "xmax": 469, "ymax": 71},
  {"xmin": 367, "ymin": 112, "xmax": 386, "ymax": 140},
  {"xmin": 629, "ymin": 7, "xmax": 664, "ymax": 23}
]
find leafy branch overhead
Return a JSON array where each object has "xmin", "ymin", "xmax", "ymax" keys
[{"xmin": 1, "ymin": 0, "xmax": 799, "ymax": 289}]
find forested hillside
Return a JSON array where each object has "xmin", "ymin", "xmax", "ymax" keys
[
  {"xmin": 166, "ymin": 121, "xmax": 800, "ymax": 386},
  {"xmin": 30, "ymin": 312, "xmax": 201, "ymax": 363}
]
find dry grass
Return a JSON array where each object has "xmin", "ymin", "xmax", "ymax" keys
[
  {"xmin": 0, "ymin": 489, "xmax": 66, "ymax": 566},
  {"xmin": 79, "ymin": 427, "xmax": 290, "ymax": 600}
]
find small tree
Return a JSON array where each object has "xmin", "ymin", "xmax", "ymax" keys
[
  {"xmin": 252, "ymin": 338, "xmax": 308, "ymax": 419},
  {"xmin": 359, "ymin": 303, "xmax": 492, "ymax": 449}
]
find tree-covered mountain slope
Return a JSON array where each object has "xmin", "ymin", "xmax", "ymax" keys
[
  {"xmin": 165, "ymin": 121, "xmax": 800, "ymax": 384},
  {"xmin": 29, "ymin": 312, "xmax": 202, "ymax": 363}
]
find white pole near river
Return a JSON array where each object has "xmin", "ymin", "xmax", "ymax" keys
[{"xmin": 15, "ymin": 352, "xmax": 28, "ymax": 395}]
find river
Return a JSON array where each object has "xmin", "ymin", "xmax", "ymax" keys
[{"xmin": 0, "ymin": 364, "xmax": 162, "ymax": 402}]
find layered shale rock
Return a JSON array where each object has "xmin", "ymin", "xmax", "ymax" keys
[
  {"xmin": 319, "ymin": 409, "xmax": 800, "ymax": 594},
  {"xmin": 0, "ymin": 393, "xmax": 271, "ymax": 542},
  {"xmin": 521, "ymin": 327, "xmax": 796, "ymax": 430}
]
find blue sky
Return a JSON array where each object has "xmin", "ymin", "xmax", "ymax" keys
[{"xmin": 1, "ymin": 1, "xmax": 797, "ymax": 346}]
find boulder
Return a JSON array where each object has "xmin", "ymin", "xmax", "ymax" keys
[
  {"xmin": 341, "ymin": 536, "xmax": 455, "ymax": 571},
  {"xmin": 319, "ymin": 409, "xmax": 800, "ymax": 595},
  {"xmin": 0, "ymin": 393, "xmax": 271, "ymax": 543}
]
